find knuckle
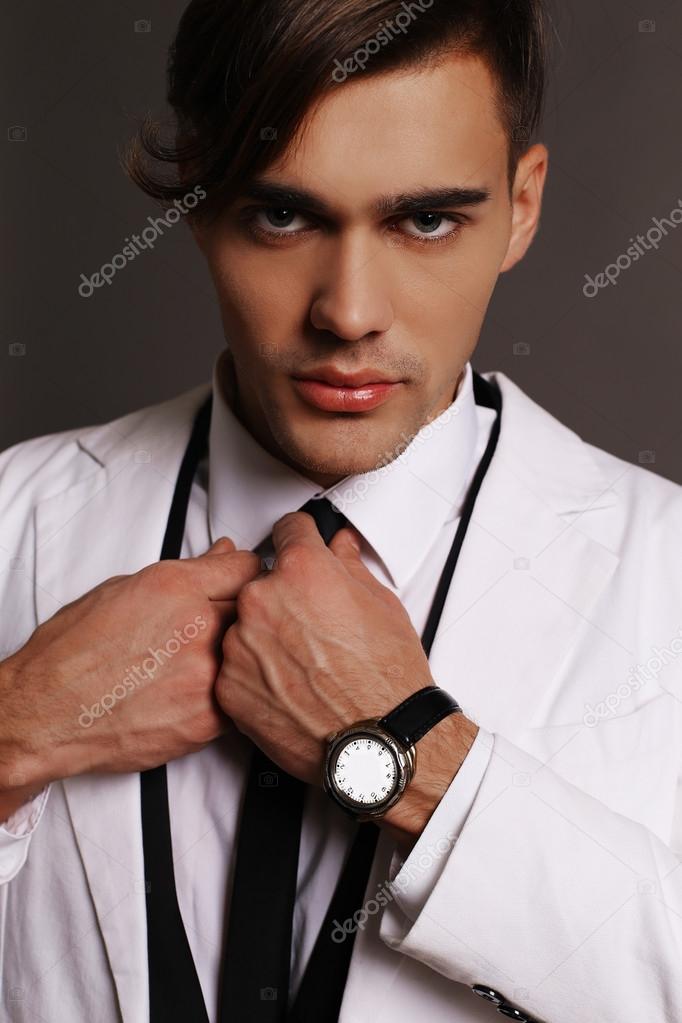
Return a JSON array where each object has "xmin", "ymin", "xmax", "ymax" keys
[
  {"xmin": 236, "ymin": 578, "xmax": 264, "ymax": 614},
  {"xmin": 278, "ymin": 543, "xmax": 314, "ymax": 574},
  {"xmin": 140, "ymin": 559, "xmax": 178, "ymax": 588}
]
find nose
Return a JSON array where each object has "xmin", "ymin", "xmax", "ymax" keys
[{"xmin": 309, "ymin": 231, "xmax": 394, "ymax": 341}]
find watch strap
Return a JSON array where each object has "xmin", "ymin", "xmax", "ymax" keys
[{"xmin": 377, "ymin": 685, "xmax": 461, "ymax": 747}]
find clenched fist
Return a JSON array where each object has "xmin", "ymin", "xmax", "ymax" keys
[{"xmin": 0, "ymin": 537, "xmax": 261, "ymax": 821}]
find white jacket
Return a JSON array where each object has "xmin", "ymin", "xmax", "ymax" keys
[{"xmin": 2, "ymin": 371, "xmax": 682, "ymax": 1023}]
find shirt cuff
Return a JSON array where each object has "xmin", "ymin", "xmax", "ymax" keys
[
  {"xmin": 0, "ymin": 785, "xmax": 51, "ymax": 883},
  {"xmin": 381, "ymin": 727, "xmax": 493, "ymax": 931}
]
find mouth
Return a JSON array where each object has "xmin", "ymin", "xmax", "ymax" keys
[{"xmin": 291, "ymin": 367, "xmax": 403, "ymax": 413}]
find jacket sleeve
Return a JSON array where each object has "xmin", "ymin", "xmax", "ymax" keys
[
  {"xmin": 0, "ymin": 430, "xmax": 81, "ymax": 886},
  {"xmin": 0, "ymin": 786, "xmax": 51, "ymax": 883},
  {"xmin": 383, "ymin": 727, "xmax": 493, "ymax": 919},
  {"xmin": 379, "ymin": 727, "xmax": 682, "ymax": 1023}
]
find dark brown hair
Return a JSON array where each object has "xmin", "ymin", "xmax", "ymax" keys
[{"xmin": 121, "ymin": 0, "xmax": 551, "ymax": 225}]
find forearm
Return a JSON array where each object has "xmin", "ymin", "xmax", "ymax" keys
[{"xmin": 0, "ymin": 654, "xmax": 51, "ymax": 824}]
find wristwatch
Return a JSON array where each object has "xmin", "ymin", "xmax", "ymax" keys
[{"xmin": 323, "ymin": 685, "xmax": 462, "ymax": 822}]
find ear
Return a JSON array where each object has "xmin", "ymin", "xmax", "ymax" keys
[{"xmin": 499, "ymin": 143, "xmax": 549, "ymax": 274}]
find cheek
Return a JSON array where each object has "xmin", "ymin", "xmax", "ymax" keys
[{"xmin": 212, "ymin": 252, "xmax": 314, "ymax": 353}]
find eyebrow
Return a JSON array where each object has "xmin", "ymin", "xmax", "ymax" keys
[{"xmin": 238, "ymin": 178, "xmax": 492, "ymax": 218}]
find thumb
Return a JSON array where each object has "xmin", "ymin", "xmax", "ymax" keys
[
  {"xmin": 329, "ymin": 527, "xmax": 393, "ymax": 598},
  {"xmin": 330, "ymin": 527, "xmax": 400, "ymax": 607},
  {"xmin": 329, "ymin": 526, "xmax": 362, "ymax": 559},
  {"xmin": 204, "ymin": 535, "xmax": 236, "ymax": 556}
]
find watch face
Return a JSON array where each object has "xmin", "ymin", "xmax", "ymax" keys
[{"xmin": 331, "ymin": 734, "xmax": 398, "ymax": 808}]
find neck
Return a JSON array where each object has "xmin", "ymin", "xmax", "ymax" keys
[{"xmin": 217, "ymin": 349, "xmax": 464, "ymax": 488}]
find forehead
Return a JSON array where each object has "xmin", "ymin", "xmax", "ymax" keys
[{"xmin": 266, "ymin": 51, "xmax": 507, "ymax": 203}]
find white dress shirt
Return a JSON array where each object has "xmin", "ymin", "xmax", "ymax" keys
[{"xmin": 1, "ymin": 348, "xmax": 497, "ymax": 1018}]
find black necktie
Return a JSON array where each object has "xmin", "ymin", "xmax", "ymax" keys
[{"xmin": 218, "ymin": 496, "xmax": 351, "ymax": 1022}]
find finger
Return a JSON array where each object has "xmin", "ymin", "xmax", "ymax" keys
[
  {"xmin": 204, "ymin": 536, "xmax": 237, "ymax": 556},
  {"xmin": 328, "ymin": 526, "xmax": 362, "ymax": 561},
  {"xmin": 271, "ymin": 510, "xmax": 329, "ymax": 558},
  {"xmin": 205, "ymin": 538, "xmax": 271, "ymax": 581},
  {"xmin": 328, "ymin": 528, "xmax": 388, "ymax": 592},
  {"xmin": 206, "ymin": 598, "xmax": 237, "ymax": 616},
  {"xmin": 206, "ymin": 600, "xmax": 238, "ymax": 642},
  {"xmin": 191, "ymin": 550, "xmax": 263, "ymax": 600}
]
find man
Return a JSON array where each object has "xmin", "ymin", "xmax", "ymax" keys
[{"xmin": 1, "ymin": 1, "xmax": 682, "ymax": 1021}]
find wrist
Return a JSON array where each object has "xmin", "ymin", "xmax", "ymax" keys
[{"xmin": 379, "ymin": 713, "xmax": 478, "ymax": 854}]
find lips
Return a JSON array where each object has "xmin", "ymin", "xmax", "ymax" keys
[
  {"xmin": 293, "ymin": 367, "xmax": 399, "ymax": 388},
  {"xmin": 291, "ymin": 373, "xmax": 401, "ymax": 413}
]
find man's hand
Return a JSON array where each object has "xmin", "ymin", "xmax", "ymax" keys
[
  {"xmin": 0, "ymin": 537, "xmax": 262, "ymax": 821},
  {"xmin": 214, "ymin": 512, "xmax": 478, "ymax": 846}
]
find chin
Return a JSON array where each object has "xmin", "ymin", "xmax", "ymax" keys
[
  {"xmin": 268, "ymin": 403, "xmax": 395, "ymax": 476},
  {"xmin": 292, "ymin": 445, "xmax": 380, "ymax": 480}
]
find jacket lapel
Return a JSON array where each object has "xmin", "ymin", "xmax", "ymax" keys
[
  {"xmin": 426, "ymin": 371, "xmax": 623, "ymax": 735},
  {"xmin": 339, "ymin": 372, "xmax": 624, "ymax": 1020},
  {"xmin": 33, "ymin": 381, "xmax": 210, "ymax": 1023}
]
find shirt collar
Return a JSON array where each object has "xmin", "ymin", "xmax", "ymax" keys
[{"xmin": 208, "ymin": 351, "xmax": 481, "ymax": 589}]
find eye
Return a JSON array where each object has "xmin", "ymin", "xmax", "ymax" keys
[
  {"xmin": 251, "ymin": 206, "xmax": 310, "ymax": 235},
  {"xmin": 396, "ymin": 212, "xmax": 464, "ymax": 243},
  {"xmin": 240, "ymin": 205, "xmax": 466, "ymax": 246}
]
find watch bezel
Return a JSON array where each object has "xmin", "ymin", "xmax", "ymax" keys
[{"xmin": 323, "ymin": 719, "xmax": 416, "ymax": 821}]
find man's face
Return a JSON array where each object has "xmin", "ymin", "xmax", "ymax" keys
[{"xmin": 193, "ymin": 51, "xmax": 547, "ymax": 486}]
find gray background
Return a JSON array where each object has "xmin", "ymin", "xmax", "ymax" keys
[{"xmin": 2, "ymin": 0, "xmax": 681, "ymax": 482}]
